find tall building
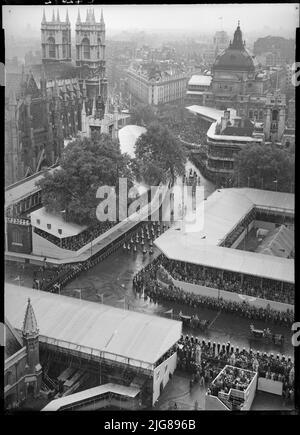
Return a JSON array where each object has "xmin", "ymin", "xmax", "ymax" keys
[
  {"xmin": 263, "ymin": 92, "xmax": 286, "ymax": 143},
  {"xmin": 5, "ymin": 298, "xmax": 42, "ymax": 409},
  {"xmin": 5, "ymin": 69, "xmax": 65, "ymax": 186},
  {"xmin": 41, "ymin": 9, "xmax": 72, "ymax": 63},
  {"xmin": 126, "ymin": 62, "xmax": 188, "ymax": 106},
  {"xmin": 75, "ymin": 7, "xmax": 107, "ymax": 109},
  {"xmin": 206, "ymin": 109, "xmax": 264, "ymax": 184},
  {"xmin": 6, "ymin": 7, "xmax": 110, "ymax": 186}
]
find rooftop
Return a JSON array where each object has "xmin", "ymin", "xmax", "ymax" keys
[
  {"xmin": 30, "ymin": 207, "xmax": 87, "ymax": 238},
  {"xmin": 154, "ymin": 188, "xmax": 294, "ymax": 283},
  {"xmin": 5, "ymin": 285, "xmax": 182, "ymax": 367},
  {"xmin": 186, "ymin": 105, "xmax": 224, "ymax": 122},
  {"xmin": 5, "ymin": 166, "xmax": 61, "ymax": 209},
  {"xmin": 188, "ymin": 75, "xmax": 212, "ymax": 87}
]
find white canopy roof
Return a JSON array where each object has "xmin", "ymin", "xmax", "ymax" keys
[
  {"xmin": 30, "ymin": 207, "xmax": 86, "ymax": 238},
  {"xmin": 42, "ymin": 383, "xmax": 141, "ymax": 411},
  {"xmin": 5, "ymin": 285, "xmax": 182, "ymax": 367},
  {"xmin": 155, "ymin": 188, "xmax": 294, "ymax": 283},
  {"xmin": 5, "ymin": 166, "xmax": 60, "ymax": 209},
  {"xmin": 188, "ymin": 75, "xmax": 212, "ymax": 87},
  {"xmin": 186, "ymin": 105, "xmax": 224, "ymax": 122}
]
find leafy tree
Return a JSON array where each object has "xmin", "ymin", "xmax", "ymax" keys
[
  {"xmin": 234, "ymin": 143, "xmax": 295, "ymax": 193},
  {"xmin": 130, "ymin": 103, "xmax": 156, "ymax": 126},
  {"xmin": 134, "ymin": 122, "xmax": 187, "ymax": 186},
  {"xmin": 37, "ymin": 133, "xmax": 133, "ymax": 226}
]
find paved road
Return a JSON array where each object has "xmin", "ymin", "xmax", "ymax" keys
[{"xmin": 63, "ymin": 163, "xmax": 293, "ymax": 357}]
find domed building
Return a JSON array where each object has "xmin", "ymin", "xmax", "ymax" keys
[{"xmin": 210, "ymin": 22, "xmax": 272, "ymax": 117}]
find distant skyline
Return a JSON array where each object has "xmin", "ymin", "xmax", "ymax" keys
[{"xmin": 3, "ymin": 4, "xmax": 299, "ymax": 39}]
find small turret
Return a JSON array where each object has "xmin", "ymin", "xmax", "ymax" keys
[
  {"xmin": 23, "ymin": 298, "xmax": 39, "ymax": 338},
  {"xmin": 77, "ymin": 8, "xmax": 81, "ymax": 24},
  {"xmin": 57, "ymin": 9, "xmax": 60, "ymax": 23},
  {"xmin": 52, "ymin": 9, "xmax": 55, "ymax": 22},
  {"xmin": 100, "ymin": 8, "xmax": 105, "ymax": 28},
  {"xmin": 66, "ymin": 9, "xmax": 70, "ymax": 23},
  {"xmin": 42, "ymin": 8, "xmax": 46, "ymax": 23}
]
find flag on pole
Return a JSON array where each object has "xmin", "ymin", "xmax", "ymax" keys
[
  {"xmin": 164, "ymin": 309, "xmax": 173, "ymax": 315},
  {"xmin": 14, "ymin": 276, "xmax": 20, "ymax": 281}
]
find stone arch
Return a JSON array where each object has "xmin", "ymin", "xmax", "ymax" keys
[
  {"xmin": 47, "ymin": 37, "xmax": 56, "ymax": 59},
  {"xmin": 82, "ymin": 37, "xmax": 90, "ymax": 59}
]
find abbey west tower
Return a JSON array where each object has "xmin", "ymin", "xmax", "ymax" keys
[
  {"xmin": 76, "ymin": 8, "xmax": 108, "ymax": 117},
  {"xmin": 41, "ymin": 9, "xmax": 72, "ymax": 63}
]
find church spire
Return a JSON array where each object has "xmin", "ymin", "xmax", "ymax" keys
[
  {"xmin": 42, "ymin": 8, "xmax": 46, "ymax": 23},
  {"xmin": 66, "ymin": 9, "xmax": 69, "ymax": 23},
  {"xmin": 57, "ymin": 9, "xmax": 60, "ymax": 22},
  {"xmin": 77, "ymin": 8, "xmax": 81, "ymax": 24},
  {"xmin": 231, "ymin": 21, "xmax": 244, "ymax": 50},
  {"xmin": 23, "ymin": 298, "xmax": 39, "ymax": 337},
  {"xmin": 52, "ymin": 9, "xmax": 55, "ymax": 22},
  {"xmin": 100, "ymin": 8, "xmax": 105, "ymax": 26}
]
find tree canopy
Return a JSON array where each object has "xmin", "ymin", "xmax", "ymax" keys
[
  {"xmin": 234, "ymin": 143, "xmax": 295, "ymax": 193},
  {"xmin": 134, "ymin": 122, "xmax": 187, "ymax": 186},
  {"xmin": 130, "ymin": 103, "xmax": 156, "ymax": 126},
  {"xmin": 37, "ymin": 133, "xmax": 133, "ymax": 226}
]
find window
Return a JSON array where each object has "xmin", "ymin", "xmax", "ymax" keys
[
  {"xmin": 47, "ymin": 224, "xmax": 51, "ymax": 230},
  {"xmin": 48, "ymin": 37, "xmax": 56, "ymax": 59},
  {"xmin": 62, "ymin": 37, "xmax": 68, "ymax": 58},
  {"xmin": 272, "ymin": 110, "xmax": 278, "ymax": 121},
  {"xmin": 36, "ymin": 219, "xmax": 40, "ymax": 225},
  {"xmin": 82, "ymin": 38, "xmax": 90, "ymax": 59},
  {"xmin": 58, "ymin": 229, "xmax": 62, "ymax": 235},
  {"xmin": 12, "ymin": 228, "xmax": 22, "ymax": 245}
]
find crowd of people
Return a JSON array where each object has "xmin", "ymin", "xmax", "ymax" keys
[
  {"xmin": 34, "ymin": 221, "xmax": 117, "ymax": 252},
  {"xmin": 176, "ymin": 334, "xmax": 295, "ymax": 403},
  {"xmin": 122, "ymin": 221, "xmax": 170, "ymax": 255},
  {"xmin": 208, "ymin": 365, "xmax": 254, "ymax": 399},
  {"xmin": 132, "ymin": 259, "xmax": 294, "ymax": 326},
  {"xmin": 159, "ymin": 256, "xmax": 294, "ymax": 305}
]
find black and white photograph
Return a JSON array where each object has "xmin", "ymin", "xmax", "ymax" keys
[{"xmin": 2, "ymin": 2, "xmax": 299, "ymax": 417}]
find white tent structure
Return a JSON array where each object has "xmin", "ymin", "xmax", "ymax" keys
[
  {"xmin": 5, "ymin": 285, "xmax": 182, "ymax": 370},
  {"xmin": 155, "ymin": 188, "xmax": 294, "ymax": 284}
]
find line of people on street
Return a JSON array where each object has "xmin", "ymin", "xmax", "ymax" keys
[
  {"xmin": 159, "ymin": 256, "xmax": 294, "ymax": 305},
  {"xmin": 132, "ymin": 259, "xmax": 294, "ymax": 326}
]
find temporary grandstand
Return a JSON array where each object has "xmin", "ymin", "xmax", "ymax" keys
[
  {"xmin": 5, "ymin": 284, "xmax": 182, "ymax": 406},
  {"xmin": 154, "ymin": 188, "xmax": 294, "ymax": 307}
]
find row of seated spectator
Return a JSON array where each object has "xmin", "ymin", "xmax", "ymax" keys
[
  {"xmin": 34, "ymin": 221, "xmax": 117, "ymax": 251},
  {"xmin": 132, "ymin": 259, "xmax": 294, "ymax": 326},
  {"xmin": 220, "ymin": 208, "xmax": 256, "ymax": 247},
  {"xmin": 159, "ymin": 256, "xmax": 294, "ymax": 305}
]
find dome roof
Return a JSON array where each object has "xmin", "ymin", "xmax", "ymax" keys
[{"xmin": 213, "ymin": 23, "xmax": 257, "ymax": 72}]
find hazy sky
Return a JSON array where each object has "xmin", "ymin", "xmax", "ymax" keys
[{"xmin": 2, "ymin": 4, "xmax": 299, "ymax": 37}]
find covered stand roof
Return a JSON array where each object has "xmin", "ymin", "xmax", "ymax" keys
[
  {"xmin": 155, "ymin": 188, "xmax": 294, "ymax": 283},
  {"xmin": 30, "ymin": 207, "xmax": 87, "ymax": 238},
  {"xmin": 5, "ymin": 285, "xmax": 182, "ymax": 369},
  {"xmin": 5, "ymin": 166, "xmax": 61, "ymax": 208},
  {"xmin": 257, "ymin": 225, "xmax": 294, "ymax": 258}
]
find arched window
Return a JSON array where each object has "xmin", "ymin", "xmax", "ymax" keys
[
  {"xmin": 82, "ymin": 38, "xmax": 90, "ymax": 59},
  {"xmin": 62, "ymin": 37, "xmax": 68, "ymax": 58},
  {"xmin": 249, "ymin": 110, "xmax": 253, "ymax": 119},
  {"xmin": 259, "ymin": 110, "xmax": 263, "ymax": 120},
  {"xmin": 48, "ymin": 37, "xmax": 56, "ymax": 59},
  {"xmin": 12, "ymin": 228, "xmax": 22, "ymax": 245},
  {"xmin": 272, "ymin": 110, "xmax": 278, "ymax": 121}
]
